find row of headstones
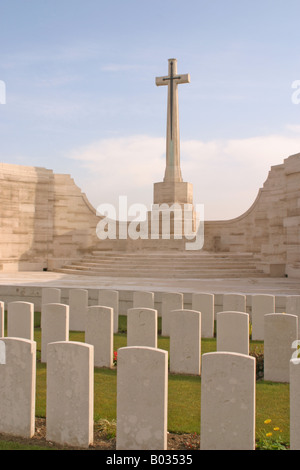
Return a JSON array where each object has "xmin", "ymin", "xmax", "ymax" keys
[
  {"xmin": 0, "ymin": 297, "xmax": 200, "ymax": 373},
  {"xmin": 1, "ymin": 337, "xmax": 300, "ymax": 450},
  {"xmin": 1, "ymin": 289, "xmax": 300, "ymax": 379},
  {"xmin": 43, "ymin": 288, "xmax": 300, "ymax": 340},
  {"xmin": 4, "ymin": 287, "xmax": 300, "ymax": 340}
]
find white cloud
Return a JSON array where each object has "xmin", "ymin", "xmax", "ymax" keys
[
  {"xmin": 285, "ymin": 124, "xmax": 300, "ymax": 134},
  {"xmin": 69, "ymin": 135, "xmax": 165, "ymax": 217},
  {"xmin": 182, "ymin": 134, "xmax": 300, "ymax": 219},
  {"xmin": 68, "ymin": 132, "xmax": 300, "ymax": 221}
]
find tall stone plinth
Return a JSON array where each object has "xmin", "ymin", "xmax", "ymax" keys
[
  {"xmin": 152, "ymin": 181, "xmax": 196, "ymax": 236},
  {"xmin": 153, "ymin": 181, "xmax": 193, "ymax": 205}
]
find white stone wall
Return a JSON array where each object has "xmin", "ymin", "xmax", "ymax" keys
[
  {"xmin": 0, "ymin": 163, "xmax": 100, "ymax": 272},
  {"xmin": 0, "ymin": 153, "xmax": 299, "ymax": 277},
  {"xmin": 203, "ymin": 153, "xmax": 300, "ymax": 278}
]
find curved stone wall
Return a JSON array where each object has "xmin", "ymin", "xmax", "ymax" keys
[
  {"xmin": 203, "ymin": 153, "xmax": 300, "ymax": 277},
  {"xmin": 0, "ymin": 163, "xmax": 99, "ymax": 271},
  {"xmin": 0, "ymin": 153, "xmax": 299, "ymax": 277}
]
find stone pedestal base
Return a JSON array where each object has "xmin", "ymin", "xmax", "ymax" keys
[
  {"xmin": 148, "ymin": 206, "xmax": 196, "ymax": 238},
  {"xmin": 152, "ymin": 181, "xmax": 195, "ymax": 235},
  {"xmin": 153, "ymin": 181, "xmax": 193, "ymax": 205}
]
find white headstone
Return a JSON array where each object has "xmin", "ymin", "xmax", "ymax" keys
[
  {"xmin": 127, "ymin": 308, "xmax": 157, "ymax": 348},
  {"xmin": 7, "ymin": 301, "xmax": 34, "ymax": 341},
  {"xmin": 69, "ymin": 288, "xmax": 88, "ymax": 331},
  {"xmin": 192, "ymin": 293, "xmax": 214, "ymax": 338},
  {"xmin": 0, "ymin": 301, "xmax": 4, "ymax": 337},
  {"xmin": 290, "ymin": 358, "xmax": 300, "ymax": 450},
  {"xmin": 0, "ymin": 338, "xmax": 36, "ymax": 438},
  {"xmin": 85, "ymin": 306, "xmax": 113, "ymax": 368},
  {"xmin": 264, "ymin": 313, "xmax": 298, "ymax": 383},
  {"xmin": 41, "ymin": 303, "xmax": 69, "ymax": 363},
  {"xmin": 275, "ymin": 295, "xmax": 287, "ymax": 313},
  {"xmin": 161, "ymin": 292, "xmax": 183, "ymax": 336},
  {"xmin": 116, "ymin": 346, "xmax": 168, "ymax": 450},
  {"xmin": 42, "ymin": 287, "xmax": 61, "ymax": 305},
  {"xmin": 201, "ymin": 351, "xmax": 256, "ymax": 450},
  {"xmin": 286, "ymin": 296, "xmax": 300, "ymax": 335},
  {"xmin": 170, "ymin": 309, "xmax": 201, "ymax": 375},
  {"xmin": 0, "ymin": 339, "xmax": 5, "ymax": 364},
  {"xmin": 223, "ymin": 293, "xmax": 246, "ymax": 312},
  {"xmin": 251, "ymin": 294, "xmax": 275, "ymax": 340},
  {"xmin": 41, "ymin": 288, "xmax": 61, "ymax": 329},
  {"xmin": 46, "ymin": 341, "xmax": 94, "ymax": 448},
  {"xmin": 217, "ymin": 311, "xmax": 249, "ymax": 355},
  {"xmin": 98, "ymin": 289, "xmax": 119, "ymax": 333},
  {"xmin": 133, "ymin": 291, "xmax": 154, "ymax": 309}
]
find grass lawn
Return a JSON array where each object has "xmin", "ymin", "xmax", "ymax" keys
[{"xmin": 1, "ymin": 313, "xmax": 290, "ymax": 449}]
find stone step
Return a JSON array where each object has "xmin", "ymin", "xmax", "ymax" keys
[
  {"xmin": 57, "ymin": 261, "xmax": 265, "ymax": 274},
  {"xmin": 89, "ymin": 251, "xmax": 256, "ymax": 259},
  {"xmin": 68, "ymin": 261, "xmax": 259, "ymax": 270},
  {"xmin": 82, "ymin": 257, "xmax": 259, "ymax": 265},
  {"xmin": 55, "ymin": 250, "xmax": 266, "ymax": 279},
  {"xmin": 60, "ymin": 263, "xmax": 263, "ymax": 274},
  {"xmin": 55, "ymin": 267, "xmax": 267, "ymax": 279},
  {"xmin": 83, "ymin": 256, "xmax": 257, "ymax": 264}
]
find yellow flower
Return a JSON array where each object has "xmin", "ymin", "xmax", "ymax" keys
[
  {"xmin": 266, "ymin": 432, "xmax": 273, "ymax": 437},
  {"xmin": 273, "ymin": 427, "xmax": 280, "ymax": 431},
  {"xmin": 264, "ymin": 419, "xmax": 272, "ymax": 424}
]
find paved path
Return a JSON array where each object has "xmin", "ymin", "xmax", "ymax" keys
[{"xmin": 0, "ymin": 272, "xmax": 298, "ymax": 295}]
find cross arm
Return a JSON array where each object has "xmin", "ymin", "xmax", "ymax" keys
[
  {"xmin": 155, "ymin": 76, "xmax": 168, "ymax": 86},
  {"xmin": 155, "ymin": 73, "xmax": 191, "ymax": 87},
  {"xmin": 177, "ymin": 73, "xmax": 190, "ymax": 84}
]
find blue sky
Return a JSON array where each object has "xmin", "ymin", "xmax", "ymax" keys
[{"xmin": 1, "ymin": 0, "xmax": 300, "ymax": 219}]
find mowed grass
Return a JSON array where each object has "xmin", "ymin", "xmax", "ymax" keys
[{"xmin": 2, "ymin": 313, "xmax": 290, "ymax": 448}]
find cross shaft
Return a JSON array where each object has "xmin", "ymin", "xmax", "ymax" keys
[{"xmin": 156, "ymin": 59, "xmax": 190, "ymax": 183}]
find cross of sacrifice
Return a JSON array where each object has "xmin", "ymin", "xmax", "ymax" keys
[{"xmin": 156, "ymin": 59, "xmax": 190, "ymax": 183}]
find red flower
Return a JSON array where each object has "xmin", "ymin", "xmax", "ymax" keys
[{"xmin": 113, "ymin": 351, "xmax": 118, "ymax": 365}]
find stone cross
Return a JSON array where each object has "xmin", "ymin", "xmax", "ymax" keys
[{"xmin": 156, "ymin": 58, "xmax": 190, "ymax": 183}]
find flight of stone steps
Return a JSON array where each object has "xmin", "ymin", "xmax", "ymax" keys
[{"xmin": 55, "ymin": 250, "xmax": 268, "ymax": 279}]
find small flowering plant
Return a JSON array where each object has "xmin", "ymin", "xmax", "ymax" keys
[
  {"xmin": 113, "ymin": 351, "xmax": 118, "ymax": 366},
  {"xmin": 185, "ymin": 432, "xmax": 199, "ymax": 450},
  {"xmin": 256, "ymin": 419, "xmax": 287, "ymax": 450}
]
